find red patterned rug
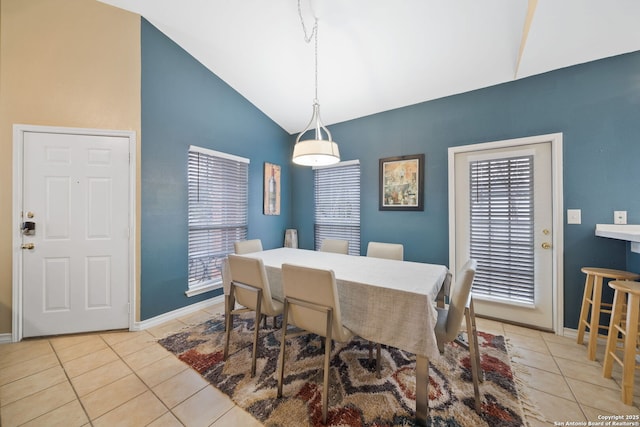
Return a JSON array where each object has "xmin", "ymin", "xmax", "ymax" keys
[{"xmin": 159, "ymin": 313, "xmax": 527, "ymax": 426}]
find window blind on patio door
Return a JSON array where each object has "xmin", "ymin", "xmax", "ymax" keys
[
  {"xmin": 469, "ymin": 155, "xmax": 535, "ymax": 304},
  {"xmin": 314, "ymin": 160, "xmax": 361, "ymax": 256}
]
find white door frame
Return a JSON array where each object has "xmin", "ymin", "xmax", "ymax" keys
[
  {"xmin": 448, "ymin": 132, "xmax": 564, "ymax": 334},
  {"xmin": 12, "ymin": 124, "xmax": 137, "ymax": 342}
]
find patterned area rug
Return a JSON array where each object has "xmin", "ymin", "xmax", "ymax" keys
[{"xmin": 159, "ymin": 313, "xmax": 527, "ymax": 426}]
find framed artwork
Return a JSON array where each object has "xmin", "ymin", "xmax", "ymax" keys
[
  {"xmin": 379, "ymin": 154, "xmax": 424, "ymax": 211},
  {"xmin": 264, "ymin": 162, "xmax": 281, "ymax": 215}
]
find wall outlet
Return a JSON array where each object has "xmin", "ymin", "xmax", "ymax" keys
[
  {"xmin": 614, "ymin": 210, "xmax": 627, "ymax": 224},
  {"xmin": 567, "ymin": 209, "xmax": 581, "ymax": 224}
]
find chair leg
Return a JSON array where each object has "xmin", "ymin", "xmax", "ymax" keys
[
  {"xmin": 277, "ymin": 300, "xmax": 290, "ymax": 398},
  {"xmin": 250, "ymin": 291, "xmax": 263, "ymax": 378},
  {"xmin": 321, "ymin": 309, "xmax": 333, "ymax": 424},
  {"xmin": 223, "ymin": 295, "xmax": 233, "ymax": 360},
  {"xmin": 376, "ymin": 343, "xmax": 381, "ymax": 378},
  {"xmin": 577, "ymin": 273, "xmax": 594, "ymax": 345},
  {"xmin": 587, "ymin": 275, "xmax": 604, "ymax": 360},
  {"xmin": 465, "ymin": 305, "xmax": 481, "ymax": 414},
  {"xmin": 603, "ymin": 288, "xmax": 624, "ymax": 378},
  {"xmin": 469, "ymin": 299, "xmax": 483, "ymax": 383},
  {"xmin": 622, "ymin": 293, "xmax": 639, "ymax": 404}
]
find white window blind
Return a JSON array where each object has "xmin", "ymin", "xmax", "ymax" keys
[
  {"xmin": 469, "ymin": 155, "xmax": 535, "ymax": 304},
  {"xmin": 314, "ymin": 161, "xmax": 361, "ymax": 255},
  {"xmin": 188, "ymin": 146, "xmax": 248, "ymax": 293}
]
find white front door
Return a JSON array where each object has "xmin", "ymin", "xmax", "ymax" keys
[
  {"xmin": 19, "ymin": 129, "xmax": 131, "ymax": 337},
  {"xmin": 449, "ymin": 134, "xmax": 563, "ymax": 331}
]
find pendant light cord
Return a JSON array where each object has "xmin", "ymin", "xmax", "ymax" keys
[{"xmin": 298, "ymin": 0, "xmax": 319, "ymax": 102}]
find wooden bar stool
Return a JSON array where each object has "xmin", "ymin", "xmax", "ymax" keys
[
  {"xmin": 576, "ymin": 267, "xmax": 640, "ymax": 360},
  {"xmin": 602, "ymin": 280, "xmax": 640, "ymax": 405}
]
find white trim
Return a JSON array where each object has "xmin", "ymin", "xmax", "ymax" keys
[
  {"xmin": 562, "ymin": 327, "xmax": 609, "ymax": 346},
  {"xmin": 448, "ymin": 132, "xmax": 564, "ymax": 334},
  {"xmin": 12, "ymin": 124, "xmax": 137, "ymax": 343},
  {"xmin": 189, "ymin": 145, "xmax": 250, "ymax": 164},
  {"xmin": 185, "ymin": 281, "xmax": 222, "ymax": 297},
  {"xmin": 0, "ymin": 334, "xmax": 12, "ymax": 345},
  {"xmin": 132, "ymin": 295, "xmax": 224, "ymax": 331},
  {"xmin": 313, "ymin": 159, "xmax": 360, "ymax": 170}
]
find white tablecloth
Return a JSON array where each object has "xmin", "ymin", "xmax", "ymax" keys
[{"xmin": 228, "ymin": 248, "xmax": 450, "ymax": 359}]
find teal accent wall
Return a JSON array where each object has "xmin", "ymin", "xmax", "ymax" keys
[
  {"xmin": 140, "ymin": 20, "xmax": 291, "ymax": 319},
  {"xmin": 292, "ymin": 51, "xmax": 640, "ymax": 330},
  {"xmin": 140, "ymin": 14, "xmax": 639, "ymax": 330}
]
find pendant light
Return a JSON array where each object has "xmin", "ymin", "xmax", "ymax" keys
[{"xmin": 292, "ymin": 0, "xmax": 340, "ymax": 166}]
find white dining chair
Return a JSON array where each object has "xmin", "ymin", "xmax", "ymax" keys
[
  {"xmin": 434, "ymin": 258, "xmax": 482, "ymax": 414},
  {"xmin": 234, "ymin": 239, "xmax": 263, "ymax": 254},
  {"xmin": 225, "ymin": 254, "xmax": 283, "ymax": 377},
  {"xmin": 366, "ymin": 241, "xmax": 403, "ymax": 260},
  {"xmin": 319, "ymin": 239, "xmax": 349, "ymax": 254},
  {"xmin": 277, "ymin": 263, "xmax": 354, "ymax": 424}
]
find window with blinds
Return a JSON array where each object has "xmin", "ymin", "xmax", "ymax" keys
[
  {"xmin": 314, "ymin": 161, "xmax": 361, "ymax": 255},
  {"xmin": 469, "ymin": 155, "xmax": 535, "ymax": 304},
  {"xmin": 187, "ymin": 146, "xmax": 249, "ymax": 294}
]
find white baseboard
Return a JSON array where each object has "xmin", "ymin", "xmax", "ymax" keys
[
  {"xmin": 563, "ymin": 327, "xmax": 609, "ymax": 346},
  {"xmin": 132, "ymin": 295, "xmax": 225, "ymax": 331},
  {"xmin": 0, "ymin": 296, "xmax": 225, "ymax": 344}
]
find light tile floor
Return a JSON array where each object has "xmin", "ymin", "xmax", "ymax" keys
[{"xmin": 1, "ymin": 303, "xmax": 638, "ymax": 426}]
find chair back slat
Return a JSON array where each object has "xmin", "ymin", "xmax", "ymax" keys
[
  {"xmin": 320, "ymin": 239, "xmax": 349, "ymax": 254},
  {"xmin": 445, "ymin": 259, "xmax": 477, "ymax": 339},
  {"xmin": 234, "ymin": 239, "xmax": 263, "ymax": 254},
  {"xmin": 228, "ymin": 254, "xmax": 278, "ymax": 315},
  {"xmin": 366, "ymin": 242, "xmax": 403, "ymax": 260},
  {"xmin": 282, "ymin": 263, "xmax": 352, "ymax": 342}
]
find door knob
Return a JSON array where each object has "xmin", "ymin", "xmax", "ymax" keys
[
  {"xmin": 541, "ymin": 242, "xmax": 552, "ymax": 249},
  {"xmin": 21, "ymin": 243, "xmax": 35, "ymax": 250}
]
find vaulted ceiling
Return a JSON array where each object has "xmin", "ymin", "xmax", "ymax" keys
[{"xmin": 99, "ymin": 0, "xmax": 640, "ymax": 134}]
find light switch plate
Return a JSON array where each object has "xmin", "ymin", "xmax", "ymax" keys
[
  {"xmin": 567, "ymin": 209, "xmax": 581, "ymax": 224},
  {"xmin": 614, "ymin": 211, "xmax": 627, "ymax": 224}
]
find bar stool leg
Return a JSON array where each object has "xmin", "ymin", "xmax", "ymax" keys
[
  {"xmin": 603, "ymin": 289, "xmax": 624, "ymax": 378},
  {"xmin": 587, "ymin": 275, "xmax": 604, "ymax": 361},
  {"xmin": 621, "ymin": 293, "xmax": 639, "ymax": 405},
  {"xmin": 577, "ymin": 273, "xmax": 595, "ymax": 345}
]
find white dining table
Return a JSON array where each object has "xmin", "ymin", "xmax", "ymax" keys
[{"xmin": 226, "ymin": 247, "xmax": 450, "ymax": 425}]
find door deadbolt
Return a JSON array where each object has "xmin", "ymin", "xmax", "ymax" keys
[
  {"xmin": 21, "ymin": 243, "xmax": 35, "ymax": 250},
  {"xmin": 541, "ymin": 242, "xmax": 552, "ymax": 249}
]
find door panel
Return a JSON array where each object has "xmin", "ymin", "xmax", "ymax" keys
[
  {"xmin": 22, "ymin": 131, "xmax": 130, "ymax": 337},
  {"xmin": 453, "ymin": 141, "xmax": 554, "ymax": 330}
]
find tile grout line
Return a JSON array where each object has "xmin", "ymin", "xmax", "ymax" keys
[
  {"xmin": 49, "ymin": 337, "xmax": 95, "ymax": 427},
  {"xmin": 543, "ymin": 335, "xmax": 596, "ymax": 421},
  {"xmin": 100, "ymin": 331, "xmax": 181, "ymax": 426},
  {"xmin": 104, "ymin": 329, "xmax": 211, "ymax": 426}
]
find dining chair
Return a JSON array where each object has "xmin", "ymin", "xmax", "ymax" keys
[
  {"xmin": 277, "ymin": 263, "xmax": 354, "ymax": 424},
  {"xmin": 319, "ymin": 239, "xmax": 349, "ymax": 254},
  {"xmin": 434, "ymin": 258, "xmax": 482, "ymax": 414},
  {"xmin": 234, "ymin": 238, "xmax": 263, "ymax": 254},
  {"xmin": 366, "ymin": 241, "xmax": 403, "ymax": 260},
  {"xmin": 225, "ymin": 254, "xmax": 283, "ymax": 377}
]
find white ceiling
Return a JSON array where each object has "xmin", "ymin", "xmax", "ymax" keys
[{"xmin": 99, "ymin": 0, "xmax": 640, "ymax": 134}]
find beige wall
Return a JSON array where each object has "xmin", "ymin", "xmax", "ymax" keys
[{"xmin": 0, "ymin": 0, "xmax": 141, "ymax": 334}]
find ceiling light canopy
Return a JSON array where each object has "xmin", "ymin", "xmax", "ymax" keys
[{"xmin": 292, "ymin": 0, "xmax": 340, "ymax": 167}]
